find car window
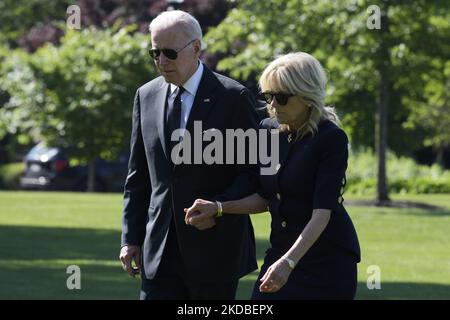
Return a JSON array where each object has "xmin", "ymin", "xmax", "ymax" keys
[{"xmin": 26, "ymin": 143, "xmax": 62, "ymax": 160}]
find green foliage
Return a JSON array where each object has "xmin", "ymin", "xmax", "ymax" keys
[
  {"xmin": 0, "ymin": 0, "xmax": 71, "ymax": 47},
  {"xmin": 205, "ymin": 0, "xmax": 450, "ymax": 154},
  {"xmin": 0, "ymin": 47, "xmax": 45, "ymax": 144},
  {"xmin": 0, "ymin": 43, "xmax": 12, "ymax": 137},
  {"xmin": 347, "ymin": 149, "xmax": 450, "ymax": 195},
  {"xmin": 0, "ymin": 162, "xmax": 25, "ymax": 189},
  {"xmin": 0, "ymin": 26, "xmax": 156, "ymax": 163},
  {"xmin": 403, "ymin": 59, "xmax": 450, "ymax": 152}
]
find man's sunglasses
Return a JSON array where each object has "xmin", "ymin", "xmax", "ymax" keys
[
  {"xmin": 149, "ymin": 39, "xmax": 196, "ymax": 60},
  {"xmin": 262, "ymin": 92, "xmax": 295, "ymax": 106}
]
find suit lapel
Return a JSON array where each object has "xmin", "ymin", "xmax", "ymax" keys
[
  {"xmin": 155, "ymin": 65, "xmax": 220, "ymax": 165},
  {"xmin": 155, "ymin": 81, "xmax": 171, "ymax": 160},
  {"xmin": 185, "ymin": 65, "xmax": 220, "ymax": 133}
]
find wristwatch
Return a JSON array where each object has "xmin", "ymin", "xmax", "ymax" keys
[{"xmin": 284, "ymin": 257, "xmax": 296, "ymax": 270}]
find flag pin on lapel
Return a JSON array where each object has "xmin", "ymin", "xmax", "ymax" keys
[{"xmin": 203, "ymin": 98, "xmax": 210, "ymax": 102}]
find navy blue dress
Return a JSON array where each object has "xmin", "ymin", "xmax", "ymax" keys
[{"xmin": 252, "ymin": 118, "xmax": 361, "ymax": 300}]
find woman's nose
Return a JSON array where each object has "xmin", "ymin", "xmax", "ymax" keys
[{"xmin": 271, "ymin": 99, "xmax": 280, "ymax": 109}]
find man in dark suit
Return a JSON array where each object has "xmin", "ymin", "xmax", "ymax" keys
[{"xmin": 119, "ymin": 10, "xmax": 259, "ymax": 300}]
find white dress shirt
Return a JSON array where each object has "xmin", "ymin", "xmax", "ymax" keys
[{"xmin": 167, "ymin": 62, "xmax": 204, "ymax": 135}]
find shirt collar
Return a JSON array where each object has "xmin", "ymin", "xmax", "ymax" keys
[{"xmin": 170, "ymin": 61, "xmax": 204, "ymax": 97}]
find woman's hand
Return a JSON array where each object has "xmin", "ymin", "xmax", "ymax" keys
[
  {"xmin": 259, "ymin": 258, "xmax": 293, "ymax": 293},
  {"xmin": 184, "ymin": 199, "xmax": 218, "ymax": 230}
]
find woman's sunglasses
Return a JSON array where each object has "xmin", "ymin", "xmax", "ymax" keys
[
  {"xmin": 149, "ymin": 39, "xmax": 196, "ymax": 60},
  {"xmin": 262, "ymin": 92, "xmax": 295, "ymax": 106}
]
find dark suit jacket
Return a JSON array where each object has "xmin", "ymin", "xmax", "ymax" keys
[
  {"xmin": 121, "ymin": 64, "xmax": 259, "ymax": 282},
  {"xmin": 258, "ymin": 117, "xmax": 361, "ymax": 262}
]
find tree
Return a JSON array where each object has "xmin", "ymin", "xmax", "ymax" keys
[
  {"xmin": 0, "ymin": 0, "xmax": 71, "ymax": 49},
  {"xmin": 0, "ymin": 0, "xmax": 233, "ymax": 52},
  {"xmin": 204, "ymin": 0, "xmax": 450, "ymax": 204},
  {"xmin": 404, "ymin": 61, "xmax": 450, "ymax": 167},
  {"xmin": 1, "ymin": 0, "xmax": 235, "ymax": 190},
  {"xmin": 0, "ymin": 26, "xmax": 156, "ymax": 191},
  {"xmin": 402, "ymin": 8, "xmax": 450, "ymax": 168}
]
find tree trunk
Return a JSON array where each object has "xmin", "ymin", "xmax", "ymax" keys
[
  {"xmin": 87, "ymin": 161, "xmax": 96, "ymax": 192},
  {"xmin": 375, "ymin": 2, "xmax": 391, "ymax": 205},
  {"xmin": 435, "ymin": 145, "xmax": 445, "ymax": 168},
  {"xmin": 376, "ymin": 74, "xmax": 390, "ymax": 204}
]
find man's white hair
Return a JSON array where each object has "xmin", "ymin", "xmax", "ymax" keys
[{"xmin": 149, "ymin": 10, "xmax": 205, "ymax": 49}]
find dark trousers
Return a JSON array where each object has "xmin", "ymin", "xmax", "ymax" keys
[{"xmin": 140, "ymin": 219, "xmax": 238, "ymax": 300}]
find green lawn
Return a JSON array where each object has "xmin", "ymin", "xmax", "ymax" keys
[{"xmin": 0, "ymin": 191, "xmax": 449, "ymax": 299}]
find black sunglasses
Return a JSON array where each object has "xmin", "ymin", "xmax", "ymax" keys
[
  {"xmin": 149, "ymin": 39, "xmax": 196, "ymax": 60},
  {"xmin": 262, "ymin": 92, "xmax": 295, "ymax": 106}
]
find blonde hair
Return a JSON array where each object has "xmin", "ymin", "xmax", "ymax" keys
[
  {"xmin": 259, "ymin": 52, "xmax": 340, "ymax": 138},
  {"xmin": 149, "ymin": 10, "xmax": 205, "ymax": 50}
]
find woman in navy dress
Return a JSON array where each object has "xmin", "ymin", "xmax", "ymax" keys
[{"xmin": 185, "ymin": 52, "xmax": 360, "ymax": 300}]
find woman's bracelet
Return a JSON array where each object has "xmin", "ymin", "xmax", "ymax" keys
[{"xmin": 215, "ymin": 201, "xmax": 223, "ymax": 218}]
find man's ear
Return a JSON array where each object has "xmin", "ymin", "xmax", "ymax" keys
[{"xmin": 193, "ymin": 39, "xmax": 202, "ymax": 57}]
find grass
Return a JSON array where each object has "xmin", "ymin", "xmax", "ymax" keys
[{"xmin": 0, "ymin": 191, "xmax": 449, "ymax": 299}]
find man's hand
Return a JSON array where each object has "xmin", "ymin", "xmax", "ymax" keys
[
  {"xmin": 184, "ymin": 199, "xmax": 218, "ymax": 230},
  {"xmin": 189, "ymin": 214, "xmax": 217, "ymax": 230},
  {"xmin": 119, "ymin": 245, "xmax": 141, "ymax": 277}
]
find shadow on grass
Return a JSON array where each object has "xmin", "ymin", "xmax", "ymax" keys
[
  {"xmin": 398, "ymin": 209, "xmax": 450, "ymax": 218},
  {"xmin": 355, "ymin": 282, "xmax": 450, "ymax": 299},
  {"xmin": 0, "ymin": 225, "xmax": 123, "ymax": 261},
  {"xmin": 237, "ymin": 277, "xmax": 450, "ymax": 300},
  {"xmin": 346, "ymin": 200, "xmax": 450, "ymax": 217},
  {"xmin": 0, "ymin": 225, "xmax": 270, "ymax": 300},
  {"xmin": 238, "ymin": 240, "xmax": 450, "ymax": 300},
  {"xmin": 0, "ymin": 225, "xmax": 138, "ymax": 299},
  {"xmin": 346, "ymin": 199, "xmax": 445, "ymax": 210},
  {"xmin": 2, "ymin": 225, "xmax": 449, "ymax": 300}
]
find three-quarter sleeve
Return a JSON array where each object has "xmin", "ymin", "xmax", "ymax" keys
[{"xmin": 313, "ymin": 128, "xmax": 348, "ymax": 210}]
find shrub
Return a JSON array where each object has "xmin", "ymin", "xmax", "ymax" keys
[
  {"xmin": 346, "ymin": 149, "xmax": 450, "ymax": 195},
  {"xmin": 0, "ymin": 162, "xmax": 25, "ymax": 190}
]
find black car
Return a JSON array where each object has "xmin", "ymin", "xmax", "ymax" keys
[{"xmin": 20, "ymin": 143, "xmax": 129, "ymax": 192}]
